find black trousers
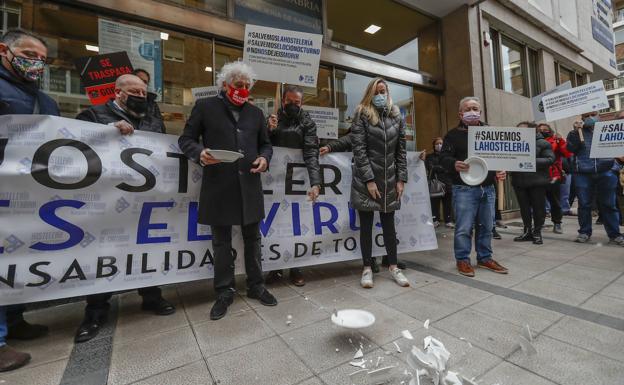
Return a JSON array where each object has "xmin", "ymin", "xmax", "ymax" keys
[
  {"xmin": 431, "ymin": 188, "xmax": 453, "ymax": 223},
  {"xmin": 514, "ymin": 185, "xmax": 546, "ymax": 229},
  {"xmin": 85, "ymin": 286, "xmax": 162, "ymax": 319},
  {"xmin": 545, "ymin": 183, "xmax": 563, "ymax": 224},
  {"xmin": 211, "ymin": 222, "xmax": 264, "ymax": 297},
  {"xmin": 358, "ymin": 211, "xmax": 397, "ymax": 267}
]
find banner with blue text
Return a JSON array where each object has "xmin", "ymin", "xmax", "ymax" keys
[{"xmin": 0, "ymin": 115, "xmax": 436, "ymax": 305}]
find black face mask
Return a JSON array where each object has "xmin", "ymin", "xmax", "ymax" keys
[
  {"xmin": 125, "ymin": 94, "xmax": 148, "ymax": 116},
  {"xmin": 542, "ymin": 130, "xmax": 552, "ymax": 138},
  {"xmin": 284, "ymin": 103, "xmax": 300, "ymax": 118}
]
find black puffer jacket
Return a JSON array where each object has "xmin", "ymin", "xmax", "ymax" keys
[
  {"xmin": 350, "ymin": 105, "xmax": 408, "ymax": 212},
  {"xmin": 76, "ymin": 100, "xmax": 166, "ymax": 134},
  {"xmin": 270, "ymin": 108, "xmax": 321, "ymax": 186},
  {"xmin": 425, "ymin": 151, "xmax": 452, "ymax": 186},
  {"xmin": 327, "ymin": 132, "xmax": 352, "ymax": 152},
  {"xmin": 511, "ymin": 132, "xmax": 555, "ymax": 188}
]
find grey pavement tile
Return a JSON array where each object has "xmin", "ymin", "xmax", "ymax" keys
[
  {"xmin": 400, "ymin": 268, "xmax": 443, "ymax": 287},
  {"xmin": 387, "ymin": 326, "xmax": 502, "ymax": 381},
  {"xmin": 114, "ymin": 291, "xmax": 189, "ymax": 343},
  {"xmin": 296, "ymin": 377, "xmax": 325, "ymax": 385},
  {"xmin": 570, "ymin": 251, "xmax": 624, "ymax": 272},
  {"xmin": 478, "ymin": 361, "xmax": 558, "ymax": 385},
  {"xmin": 342, "ymin": 274, "xmax": 420, "ymax": 301},
  {"xmin": 511, "ymin": 278, "xmax": 594, "ymax": 306},
  {"xmin": 416, "ymin": 279, "xmax": 492, "ymax": 306},
  {"xmin": 517, "ymin": 244, "xmax": 590, "ymax": 261},
  {"xmin": 318, "ymin": 348, "xmax": 412, "ymax": 385},
  {"xmin": 9, "ymin": 325, "xmax": 75, "ymax": 370},
  {"xmin": 285, "ymin": 267, "xmax": 343, "ymax": 295},
  {"xmin": 532, "ymin": 263, "xmax": 620, "ymax": 293},
  {"xmin": 385, "ymin": 289, "xmax": 466, "ymax": 322},
  {"xmin": 599, "ymin": 280, "xmax": 624, "ymax": 300},
  {"xmin": 193, "ymin": 309, "xmax": 275, "ymax": 357},
  {"xmin": 544, "ymin": 316, "xmax": 624, "ymax": 363},
  {"xmin": 243, "ymin": 281, "xmax": 301, "ymax": 308},
  {"xmin": 470, "ymin": 265, "xmax": 535, "ymax": 288},
  {"xmin": 306, "ymin": 286, "xmax": 373, "ymax": 311},
  {"xmin": 256, "ymin": 295, "xmax": 329, "ymax": 334},
  {"xmin": 434, "ymin": 308, "xmax": 524, "ymax": 358},
  {"xmin": 108, "ymin": 327, "xmax": 201, "ymax": 385},
  {"xmin": 132, "ymin": 360, "xmax": 212, "ymax": 385},
  {"xmin": 281, "ymin": 318, "xmax": 377, "ymax": 374},
  {"xmin": 470, "ymin": 295, "xmax": 562, "ymax": 333},
  {"xmin": 509, "ymin": 334, "xmax": 624, "ymax": 385},
  {"xmin": 177, "ymin": 280, "xmax": 251, "ymax": 324},
  {"xmin": 0, "ymin": 358, "xmax": 67, "ymax": 385},
  {"xmin": 358, "ymin": 302, "xmax": 422, "ymax": 346},
  {"xmin": 493, "ymin": 255, "xmax": 562, "ymax": 276},
  {"xmin": 63, "ymin": 342, "xmax": 113, "ymax": 385},
  {"xmin": 23, "ymin": 301, "xmax": 85, "ymax": 332},
  {"xmin": 207, "ymin": 336, "xmax": 312, "ymax": 385},
  {"xmin": 581, "ymin": 294, "xmax": 624, "ymax": 319}
]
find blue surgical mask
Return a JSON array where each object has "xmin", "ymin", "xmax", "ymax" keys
[
  {"xmin": 583, "ymin": 116, "xmax": 599, "ymax": 128},
  {"xmin": 372, "ymin": 94, "xmax": 387, "ymax": 108}
]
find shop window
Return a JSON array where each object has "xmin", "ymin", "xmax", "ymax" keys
[
  {"xmin": 158, "ymin": 0, "xmax": 227, "ymax": 15},
  {"xmin": 163, "ymin": 36, "xmax": 185, "ymax": 62},
  {"xmin": 490, "ymin": 30, "xmax": 540, "ymax": 97},
  {"xmin": 0, "ymin": 1, "xmax": 20, "ymax": 33}
]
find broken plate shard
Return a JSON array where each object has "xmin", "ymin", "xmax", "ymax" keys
[
  {"xmin": 517, "ymin": 335, "xmax": 537, "ymax": 356},
  {"xmin": 402, "ymin": 329, "xmax": 415, "ymax": 340},
  {"xmin": 522, "ymin": 324, "xmax": 533, "ymax": 342},
  {"xmin": 367, "ymin": 365, "xmax": 397, "ymax": 385},
  {"xmin": 349, "ymin": 359, "xmax": 367, "ymax": 368},
  {"xmin": 424, "ymin": 319, "xmax": 430, "ymax": 329},
  {"xmin": 353, "ymin": 348, "xmax": 364, "ymax": 359},
  {"xmin": 443, "ymin": 371, "xmax": 463, "ymax": 385},
  {"xmin": 393, "ymin": 341, "xmax": 402, "ymax": 353}
]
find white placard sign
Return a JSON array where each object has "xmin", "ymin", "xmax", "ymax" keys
[
  {"xmin": 590, "ymin": 120, "xmax": 624, "ymax": 158},
  {"xmin": 468, "ymin": 126, "xmax": 536, "ymax": 172},
  {"xmin": 542, "ymin": 81, "xmax": 609, "ymax": 122},
  {"xmin": 304, "ymin": 106, "xmax": 339, "ymax": 139},
  {"xmin": 243, "ymin": 24, "xmax": 322, "ymax": 87},
  {"xmin": 191, "ymin": 86, "xmax": 220, "ymax": 102},
  {"xmin": 0, "ymin": 115, "xmax": 436, "ymax": 305},
  {"xmin": 531, "ymin": 81, "xmax": 571, "ymax": 122}
]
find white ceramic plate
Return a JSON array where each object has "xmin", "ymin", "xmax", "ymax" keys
[
  {"xmin": 460, "ymin": 157, "xmax": 488, "ymax": 186},
  {"xmin": 331, "ymin": 309, "xmax": 376, "ymax": 329},
  {"xmin": 207, "ymin": 149, "xmax": 244, "ymax": 163}
]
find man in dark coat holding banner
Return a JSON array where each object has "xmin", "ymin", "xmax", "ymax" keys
[{"xmin": 178, "ymin": 61, "xmax": 277, "ymax": 320}]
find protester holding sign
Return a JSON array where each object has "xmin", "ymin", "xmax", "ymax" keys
[
  {"xmin": 350, "ymin": 78, "xmax": 410, "ymax": 289},
  {"xmin": 0, "ymin": 28, "xmax": 53, "ymax": 372},
  {"xmin": 511, "ymin": 122, "xmax": 554, "ymax": 245},
  {"xmin": 439, "ymin": 97, "xmax": 508, "ymax": 277},
  {"xmin": 566, "ymin": 112, "xmax": 624, "ymax": 246},
  {"xmin": 265, "ymin": 84, "xmax": 321, "ymax": 287},
  {"xmin": 178, "ymin": 61, "xmax": 277, "ymax": 320},
  {"xmin": 73, "ymin": 74, "xmax": 175, "ymax": 343}
]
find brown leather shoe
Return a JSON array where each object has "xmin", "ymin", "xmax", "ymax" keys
[
  {"xmin": 456, "ymin": 260, "xmax": 475, "ymax": 277},
  {"xmin": 477, "ymin": 259, "xmax": 508, "ymax": 274},
  {"xmin": 289, "ymin": 268, "xmax": 305, "ymax": 287},
  {"xmin": 0, "ymin": 345, "xmax": 31, "ymax": 372}
]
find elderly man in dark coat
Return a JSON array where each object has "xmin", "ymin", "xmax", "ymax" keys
[{"xmin": 178, "ymin": 61, "xmax": 277, "ymax": 320}]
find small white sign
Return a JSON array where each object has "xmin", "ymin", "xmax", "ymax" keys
[
  {"xmin": 304, "ymin": 106, "xmax": 339, "ymax": 139},
  {"xmin": 243, "ymin": 24, "xmax": 322, "ymax": 87},
  {"xmin": 468, "ymin": 126, "xmax": 537, "ymax": 172},
  {"xmin": 590, "ymin": 120, "xmax": 624, "ymax": 158},
  {"xmin": 531, "ymin": 81, "xmax": 571, "ymax": 122},
  {"xmin": 542, "ymin": 81, "xmax": 609, "ymax": 122},
  {"xmin": 191, "ymin": 86, "xmax": 220, "ymax": 102}
]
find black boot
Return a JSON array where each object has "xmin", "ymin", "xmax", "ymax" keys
[
  {"xmin": 532, "ymin": 227, "xmax": 543, "ymax": 245},
  {"xmin": 514, "ymin": 227, "xmax": 534, "ymax": 242}
]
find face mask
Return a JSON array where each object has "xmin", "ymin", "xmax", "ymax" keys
[
  {"xmin": 7, "ymin": 49, "xmax": 45, "ymax": 82},
  {"xmin": 227, "ymin": 85, "xmax": 250, "ymax": 106},
  {"xmin": 125, "ymin": 94, "xmax": 148, "ymax": 116},
  {"xmin": 541, "ymin": 130, "xmax": 552, "ymax": 138},
  {"xmin": 461, "ymin": 110, "xmax": 481, "ymax": 124},
  {"xmin": 284, "ymin": 103, "xmax": 300, "ymax": 118},
  {"xmin": 583, "ymin": 116, "xmax": 598, "ymax": 128},
  {"xmin": 372, "ymin": 94, "xmax": 387, "ymax": 108},
  {"xmin": 435, "ymin": 144, "xmax": 442, "ymax": 152}
]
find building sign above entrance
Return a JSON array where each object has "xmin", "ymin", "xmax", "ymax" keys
[{"xmin": 234, "ymin": 0, "xmax": 323, "ymax": 34}]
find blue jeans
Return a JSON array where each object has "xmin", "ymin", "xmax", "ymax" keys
[
  {"xmin": 452, "ymin": 185, "xmax": 495, "ymax": 262},
  {"xmin": 574, "ymin": 172, "xmax": 622, "ymax": 239},
  {"xmin": 0, "ymin": 306, "xmax": 6, "ymax": 347},
  {"xmin": 560, "ymin": 176, "xmax": 572, "ymax": 213}
]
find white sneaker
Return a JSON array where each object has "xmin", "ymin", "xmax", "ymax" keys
[
  {"xmin": 361, "ymin": 269, "xmax": 374, "ymax": 288},
  {"xmin": 391, "ymin": 268, "xmax": 410, "ymax": 287}
]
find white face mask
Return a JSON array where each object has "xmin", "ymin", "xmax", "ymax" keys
[
  {"xmin": 461, "ymin": 110, "xmax": 481, "ymax": 124},
  {"xmin": 435, "ymin": 144, "xmax": 442, "ymax": 152}
]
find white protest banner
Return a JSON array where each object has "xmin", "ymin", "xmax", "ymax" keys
[
  {"xmin": 468, "ymin": 126, "xmax": 536, "ymax": 172},
  {"xmin": 191, "ymin": 86, "xmax": 220, "ymax": 102},
  {"xmin": 542, "ymin": 80, "xmax": 609, "ymax": 122},
  {"xmin": 590, "ymin": 120, "xmax": 624, "ymax": 158},
  {"xmin": 0, "ymin": 115, "xmax": 436, "ymax": 305},
  {"xmin": 243, "ymin": 24, "xmax": 322, "ymax": 87},
  {"xmin": 303, "ymin": 106, "xmax": 339, "ymax": 139},
  {"xmin": 531, "ymin": 81, "xmax": 571, "ymax": 122},
  {"xmin": 98, "ymin": 19, "xmax": 163, "ymax": 100}
]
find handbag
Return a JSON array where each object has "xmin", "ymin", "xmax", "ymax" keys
[{"xmin": 428, "ymin": 173, "xmax": 446, "ymax": 198}]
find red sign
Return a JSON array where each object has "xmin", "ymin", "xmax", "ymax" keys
[{"xmin": 74, "ymin": 52, "xmax": 134, "ymax": 105}]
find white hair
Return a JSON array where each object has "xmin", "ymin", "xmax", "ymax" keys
[
  {"xmin": 459, "ymin": 96, "xmax": 481, "ymax": 111},
  {"xmin": 216, "ymin": 61, "xmax": 256, "ymax": 89}
]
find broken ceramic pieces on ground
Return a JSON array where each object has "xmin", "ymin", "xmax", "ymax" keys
[{"xmin": 516, "ymin": 324, "xmax": 537, "ymax": 356}]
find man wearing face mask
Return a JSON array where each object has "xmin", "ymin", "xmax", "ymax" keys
[
  {"xmin": 132, "ymin": 68, "xmax": 166, "ymax": 134},
  {"xmin": 265, "ymin": 84, "xmax": 320, "ymax": 287},
  {"xmin": 0, "ymin": 28, "xmax": 55, "ymax": 373},
  {"xmin": 73, "ymin": 74, "xmax": 174, "ymax": 343},
  {"xmin": 439, "ymin": 97, "xmax": 509, "ymax": 277},
  {"xmin": 567, "ymin": 112, "xmax": 624, "ymax": 246}
]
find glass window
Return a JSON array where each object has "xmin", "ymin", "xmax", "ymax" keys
[
  {"xmin": 163, "ymin": 36, "xmax": 185, "ymax": 62},
  {"xmin": 615, "ymin": 28, "xmax": 624, "ymax": 45},
  {"xmin": 528, "ymin": 48, "xmax": 540, "ymax": 96},
  {"xmin": 489, "ymin": 29, "xmax": 502, "ymax": 89},
  {"xmin": 559, "ymin": 65, "xmax": 575, "ymax": 87},
  {"xmin": 1, "ymin": 1, "xmax": 21, "ymax": 33},
  {"xmin": 156, "ymin": 0, "xmax": 227, "ymax": 15},
  {"xmin": 576, "ymin": 73, "xmax": 585, "ymax": 86},
  {"xmin": 606, "ymin": 95, "xmax": 616, "ymax": 112},
  {"xmin": 302, "ymin": 66, "xmax": 333, "ymax": 108},
  {"xmin": 618, "ymin": 58, "xmax": 624, "ymax": 73},
  {"xmin": 501, "ymin": 36, "xmax": 526, "ymax": 96}
]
